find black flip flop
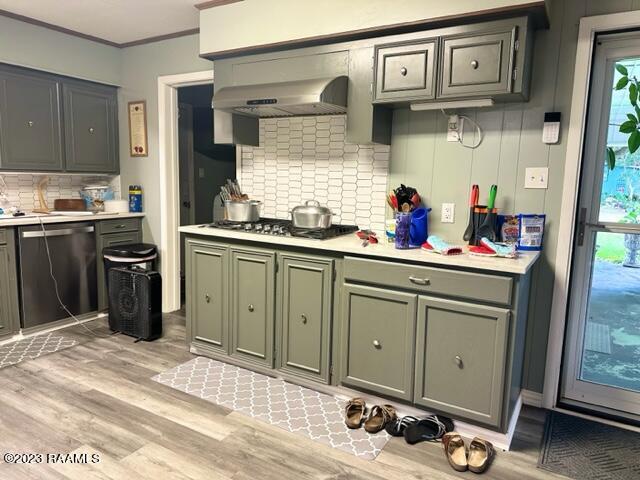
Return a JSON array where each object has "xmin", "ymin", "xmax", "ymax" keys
[
  {"xmin": 385, "ymin": 415, "xmax": 419, "ymax": 437},
  {"xmin": 403, "ymin": 415, "xmax": 454, "ymax": 444}
]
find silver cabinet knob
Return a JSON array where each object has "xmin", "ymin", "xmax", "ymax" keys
[
  {"xmin": 372, "ymin": 339, "xmax": 381, "ymax": 349},
  {"xmin": 455, "ymin": 355, "xmax": 463, "ymax": 368},
  {"xmin": 301, "ymin": 313, "xmax": 308, "ymax": 324},
  {"xmin": 471, "ymin": 60, "xmax": 479, "ymax": 69},
  {"xmin": 400, "ymin": 66, "xmax": 408, "ymax": 76},
  {"xmin": 27, "ymin": 121, "xmax": 34, "ymax": 127},
  {"xmin": 248, "ymin": 304, "xmax": 254, "ymax": 312},
  {"xmin": 88, "ymin": 127, "xmax": 95, "ymax": 133},
  {"xmin": 205, "ymin": 294, "xmax": 211, "ymax": 303}
]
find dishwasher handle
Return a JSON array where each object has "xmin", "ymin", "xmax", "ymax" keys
[{"xmin": 21, "ymin": 226, "xmax": 95, "ymax": 238}]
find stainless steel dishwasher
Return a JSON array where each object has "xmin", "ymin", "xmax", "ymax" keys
[{"xmin": 18, "ymin": 222, "xmax": 97, "ymax": 329}]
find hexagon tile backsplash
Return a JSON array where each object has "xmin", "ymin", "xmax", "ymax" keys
[{"xmin": 238, "ymin": 115, "xmax": 389, "ymax": 233}]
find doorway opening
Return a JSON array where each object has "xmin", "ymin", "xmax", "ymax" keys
[
  {"xmin": 177, "ymin": 83, "xmax": 236, "ymax": 303},
  {"xmin": 561, "ymin": 32, "xmax": 640, "ymax": 421}
]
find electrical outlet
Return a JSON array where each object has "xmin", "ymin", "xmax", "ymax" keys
[
  {"xmin": 441, "ymin": 203, "xmax": 455, "ymax": 223},
  {"xmin": 447, "ymin": 115, "xmax": 460, "ymax": 142},
  {"xmin": 198, "ymin": 167, "xmax": 205, "ymax": 179},
  {"xmin": 525, "ymin": 167, "xmax": 548, "ymax": 189}
]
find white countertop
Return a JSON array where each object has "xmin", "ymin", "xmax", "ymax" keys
[
  {"xmin": 179, "ymin": 224, "xmax": 540, "ymax": 275},
  {"xmin": 0, "ymin": 212, "xmax": 144, "ymax": 227}
]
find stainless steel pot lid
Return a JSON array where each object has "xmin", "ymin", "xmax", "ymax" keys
[{"xmin": 291, "ymin": 200, "xmax": 332, "ymax": 215}]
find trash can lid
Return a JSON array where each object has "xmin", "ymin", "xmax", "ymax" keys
[{"xmin": 102, "ymin": 243, "xmax": 157, "ymax": 259}]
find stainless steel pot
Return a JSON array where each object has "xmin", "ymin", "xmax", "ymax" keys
[
  {"xmin": 291, "ymin": 200, "xmax": 333, "ymax": 229},
  {"xmin": 225, "ymin": 200, "xmax": 261, "ymax": 222}
]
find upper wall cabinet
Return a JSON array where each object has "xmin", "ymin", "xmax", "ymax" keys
[
  {"xmin": 373, "ymin": 17, "xmax": 533, "ymax": 106},
  {"xmin": 0, "ymin": 66, "xmax": 64, "ymax": 171},
  {"xmin": 0, "ymin": 64, "xmax": 119, "ymax": 174},
  {"xmin": 63, "ymin": 81, "xmax": 118, "ymax": 173}
]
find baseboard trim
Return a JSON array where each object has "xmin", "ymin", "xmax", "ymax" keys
[
  {"xmin": 521, "ymin": 389, "xmax": 543, "ymax": 407},
  {"xmin": 0, "ymin": 312, "xmax": 107, "ymax": 346}
]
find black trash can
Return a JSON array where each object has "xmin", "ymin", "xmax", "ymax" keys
[{"xmin": 102, "ymin": 243, "xmax": 161, "ymax": 340}]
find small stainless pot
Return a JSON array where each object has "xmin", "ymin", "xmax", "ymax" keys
[
  {"xmin": 291, "ymin": 200, "xmax": 333, "ymax": 229},
  {"xmin": 225, "ymin": 200, "xmax": 261, "ymax": 222}
]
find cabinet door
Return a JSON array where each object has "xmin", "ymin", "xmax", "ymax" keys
[
  {"xmin": 97, "ymin": 230, "xmax": 142, "ymax": 310},
  {"xmin": 0, "ymin": 238, "xmax": 19, "ymax": 339},
  {"xmin": 63, "ymin": 82, "xmax": 118, "ymax": 173},
  {"xmin": 187, "ymin": 241, "xmax": 228, "ymax": 354},
  {"xmin": 0, "ymin": 67, "xmax": 63, "ymax": 171},
  {"xmin": 374, "ymin": 40, "xmax": 436, "ymax": 102},
  {"xmin": 439, "ymin": 27, "xmax": 516, "ymax": 98},
  {"xmin": 230, "ymin": 248, "xmax": 275, "ymax": 367},
  {"xmin": 277, "ymin": 254, "xmax": 333, "ymax": 383},
  {"xmin": 341, "ymin": 284, "xmax": 417, "ymax": 400},
  {"xmin": 414, "ymin": 296, "xmax": 510, "ymax": 427}
]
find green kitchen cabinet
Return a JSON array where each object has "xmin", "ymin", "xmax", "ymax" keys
[
  {"xmin": 0, "ymin": 65, "xmax": 64, "ymax": 171},
  {"xmin": 341, "ymin": 283, "xmax": 417, "ymax": 401},
  {"xmin": 186, "ymin": 239, "xmax": 229, "ymax": 354},
  {"xmin": 0, "ymin": 228, "xmax": 19, "ymax": 339},
  {"xmin": 230, "ymin": 248, "xmax": 276, "ymax": 368},
  {"xmin": 277, "ymin": 253, "xmax": 333, "ymax": 383},
  {"xmin": 96, "ymin": 220, "xmax": 142, "ymax": 311},
  {"xmin": 374, "ymin": 39, "xmax": 437, "ymax": 103},
  {"xmin": 438, "ymin": 27, "xmax": 517, "ymax": 99},
  {"xmin": 62, "ymin": 80, "xmax": 118, "ymax": 173},
  {"xmin": 414, "ymin": 296, "xmax": 510, "ymax": 427}
]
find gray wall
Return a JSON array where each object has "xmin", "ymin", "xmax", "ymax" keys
[
  {"xmin": 0, "ymin": 15, "xmax": 121, "ymax": 85},
  {"xmin": 389, "ymin": 0, "xmax": 640, "ymax": 392}
]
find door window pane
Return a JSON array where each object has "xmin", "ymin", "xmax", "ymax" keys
[
  {"xmin": 581, "ymin": 232, "xmax": 640, "ymax": 392},
  {"xmin": 601, "ymin": 59, "xmax": 640, "ymax": 223}
]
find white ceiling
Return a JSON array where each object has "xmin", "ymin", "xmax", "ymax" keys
[{"xmin": 0, "ymin": 0, "xmax": 201, "ymax": 45}]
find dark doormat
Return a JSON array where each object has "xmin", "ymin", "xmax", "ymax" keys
[{"xmin": 538, "ymin": 411, "xmax": 640, "ymax": 480}]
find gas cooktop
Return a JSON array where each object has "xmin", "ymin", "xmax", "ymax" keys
[{"xmin": 207, "ymin": 218, "xmax": 358, "ymax": 240}]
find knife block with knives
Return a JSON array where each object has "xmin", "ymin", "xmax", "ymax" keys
[{"xmin": 464, "ymin": 184, "xmax": 499, "ymax": 246}]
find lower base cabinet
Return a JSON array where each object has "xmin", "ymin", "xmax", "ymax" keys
[
  {"xmin": 341, "ymin": 284, "xmax": 417, "ymax": 401},
  {"xmin": 277, "ymin": 253, "xmax": 333, "ymax": 383},
  {"xmin": 414, "ymin": 297, "xmax": 510, "ymax": 427},
  {"xmin": 0, "ymin": 229, "xmax": 19, "ymax": 339},
  {"xmin": 186, "ymin": 240, "xmax": 229, "ymax": 354},
  {"xmin": 230, "ymin": 248, "xmax": 276, "ymax": 368}
]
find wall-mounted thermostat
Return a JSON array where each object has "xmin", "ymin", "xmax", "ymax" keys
[{"xmin": 542, "ymin": 112, "xmax": 561, "ymax": 144}]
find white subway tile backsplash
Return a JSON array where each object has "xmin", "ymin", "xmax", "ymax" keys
[
  {"xmin": 0, "ymin": 174, "xmax": 120, "ymax": 211},
  {"xmin": 238, "ymin": 115, "xmax": 388, "ymax": 232}
]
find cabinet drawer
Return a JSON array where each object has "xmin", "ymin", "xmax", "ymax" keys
[
  {"xmin": 344, "ymin": 257, "xmax": 512, "ymax": 305},
  {"xmin": 414, "ymin": 297, "xmax": 509, "ymax": 427},
  {"xmin": 374, "ymin": 40, "xmax": 436, "ymax": 102},
  {"xmin": 278, "ymin": 253, "xmax": 333, "ymax": 383},
  {"xmin": 97, "ymin": 218, "xmax": 140, "ymax": 234},
  {"xmin": 439, "ymin": 28, "xmax": 516, "ymax": 98},
  {"xmin": 0, "ymin": 229, "xmax": 7, "ymax": 245},
  {"xmin": 341, "ymin": 284, "xmax": 416, "ymax": 400}
]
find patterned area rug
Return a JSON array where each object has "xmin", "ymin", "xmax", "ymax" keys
[
  {"xmin": 539, "ymin": 411, "xmax": 640, "ymax": 480},
  {"xmin": 0, "ymin": 333, "xmax": 78, "ymax": 369},
  {"xmin": 152, "ymin": 357, "xmax": 391, "ymax": 459}
]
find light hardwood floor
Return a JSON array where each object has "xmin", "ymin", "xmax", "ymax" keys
[{"xmin": 0, "ymin": 313, "xmax": 568, "ymax": 480}]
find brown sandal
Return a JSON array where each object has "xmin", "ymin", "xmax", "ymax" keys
[
  {"xmin": 344, "ymin": 397, "xmax": 367, "ymax": 429},
  {"xmin": 364, "ymin": 404, "xmax": 397, "ymax": 433},
  {"xmin": 468, "ymin": 437, "xmax": 494, "ymax": 474},
  {"xmin": 442, "ymin": 432, "xmax": 468, "ymax": 472}
]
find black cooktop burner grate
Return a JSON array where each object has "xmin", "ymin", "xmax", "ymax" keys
[{"xmin": 207, "ymin": 218, "xmax": 358, "ymax": 240}]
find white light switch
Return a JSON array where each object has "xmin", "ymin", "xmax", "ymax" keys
[
  {"xmin": 441, "ymin": 203, "xmax": 455, "ymax": 223},
  {"xmin": 198, "ymin": 167, "xmax": 205, "ymax": 179},
  {"xmin": 525, "ymin": 167, "xmax": 548, "ymax": 189}
]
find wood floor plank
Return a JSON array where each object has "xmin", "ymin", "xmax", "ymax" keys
[{"xmin": 48, "ymin": 445, "xmax": 140, "ymax": 480}]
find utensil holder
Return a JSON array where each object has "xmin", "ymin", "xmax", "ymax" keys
[
  {"xmin": 395, "ymin": 212, "xmax": 411, "ymax": 249},
  {"xmin": 470, "ymin": 205, "xmax": 498, "ymax": 246}
]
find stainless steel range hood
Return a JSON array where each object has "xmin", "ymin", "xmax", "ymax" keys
[{"xmin": 212, "ymin": 76, "xmax": 348, "ymax": 118}]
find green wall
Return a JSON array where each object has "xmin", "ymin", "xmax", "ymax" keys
[
  {"xmin": 389, "ymin": 0, "xmax": 640, "ymax": 392},
  {"xmin": 0, "ymin": 15, "xmax": 121, "ymax": 85},
  {"xmin": 117, "ymin": 35, "xmax": 212, "ymax": 244}
]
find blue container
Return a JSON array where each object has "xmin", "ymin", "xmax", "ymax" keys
[
  {"xmin": 129, "ymin": 185, "xmax": 143, "ymax": 213},
  {"xmin": 409, "ymin": 207, "xmax": 431, "ymax": 248}
]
